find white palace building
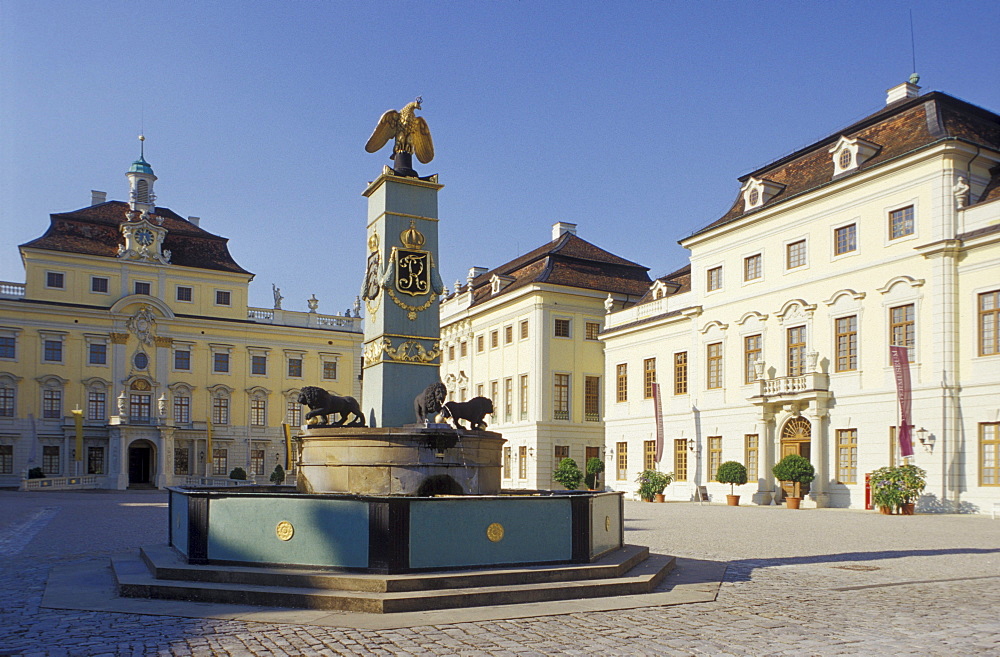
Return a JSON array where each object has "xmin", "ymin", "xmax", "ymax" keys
[{"xmin": 602, "ymin": 82, "xmax": 1000, "ymax": 512}]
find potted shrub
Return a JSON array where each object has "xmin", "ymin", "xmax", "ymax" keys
[
  {"xmin": 269, "ymin": 464, "xmax": 286, "ymax": 485},
  {"xmin": 636, "ymin": 469, "xmax": 673, "ymax": 502},
  {"xmin": 585, "ymin": 457, "xmax": 605, "ymax": 490},
  {"xmin": 229, "ymin": 466, "xmax": 247, "ymax": 481},
  {"xmin": 870, "ymin": 464, "xmax": 926, "ymax": 515},
  {"xmin": 553, "ymin": 457, "xmax": 584, "ymax": 490},
  {"xmin": 716, "ymin": 461, "xmax": 747, "ymax": 506},
  {"xmin": 771, "ymin": 454, "xmax": 814, "ymax": 509}
]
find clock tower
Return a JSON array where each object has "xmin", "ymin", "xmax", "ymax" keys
[{"xmin": 119, "ymin": 136, "xmax": 170, "ymax": 265}]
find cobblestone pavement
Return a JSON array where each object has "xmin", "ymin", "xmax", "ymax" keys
[{"xmin": 1, "ymin": 490, "xmax": 998, "ymax": 656}]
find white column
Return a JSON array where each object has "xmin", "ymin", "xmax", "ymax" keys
[{"xmin": 808, "ymin": 407, "xmax": 829, "ymax": 508}]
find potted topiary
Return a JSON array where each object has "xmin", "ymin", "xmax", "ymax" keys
[
  {"xmin": 585, "ymin": 457, "xmax": 605, "ymax": 490},
  {"xmin": 269, "ymin": 464, "xmax": 286, "ymax": 485},
  {"xmin": 636, "ymin": 469, "xmax": 673, "ymax": 502},
  {"xmin": 870, "ymin": 464, "xmax": 926, "ymax": 515},
  {"xmin": 553, "ymin": 457, "xmax": 584, "ymax": 490},
  {"xmin": 771, "ymin": 454, "xmax": 814, "ymax": 509},
  {"xmin": 716, "ymin": 461, "xmax": 748, "ymax": 506},
  {"xmin": 229, "ymin": 466, "xmax": 247, "ymax": 481}
]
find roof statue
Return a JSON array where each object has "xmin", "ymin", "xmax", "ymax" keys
[{"xmin": 365, "ymin": 97, "xmax": 434, "ymax": 176}]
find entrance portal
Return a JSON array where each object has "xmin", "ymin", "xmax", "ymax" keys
[
  {"xmin": 779, "ymin": 417, "xmax": 811, "ymax": 499},
  {"xmin": 128, "ymin": 441, "xmax": 154, "ymax": 487}
]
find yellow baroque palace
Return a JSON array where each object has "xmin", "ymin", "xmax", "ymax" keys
[{"xmin": 0, "ymin": 152, "xmax": 362, "ymax": 489}]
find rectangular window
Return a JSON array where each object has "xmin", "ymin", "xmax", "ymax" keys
[
  {"xmin": 504, "ymin": 377, "xmax": 513, "ymax": 422},
  {"xmin": 213, "ymin": 352, "xmax": 229, "ymax": 373},
  {"xmin": 708, "ymin": 437, "xmax": 722, "ymax": 480},
  {"xmin": 322, "ymin": 361, "xmax": 337, "ymax": 380},
  {"xmin": 584, "ymin": 376, "xmax": 600, "ymax": 421},
  {"xmin": 43, "ymin": 445, "xmax": 60, "ymax": 474},
  {"xmin": 834, "ymin": 224, "xmax": 857, "ymax": 255},
  {"xmin": 287, "ymin": 358, "xmax": 302, "ymax": 377},
  {"xmin": 87, "ymin": 446, "xmax": 104, "ymax": 475},
  {"xmin": 88, "ymin": 342, "xmax": 107, "ymax": 365},
  {"xmin": 520, "ymin": 320, "xmax": 529, "ymax": 340},
  {"xmin": 519, "ymin": 374, "xmax": 528, "ymax": 420},
  {"xmin": 706, "ymin": 343, "xmax": 722, "ymax": 389},
  {"xmin": 0, "ymin": 445, "xmax": 12, "ymax": 474},
  {"xmin": 744, "ymin": 334, "xmax": 761, "ymax": 384},
  {"xmin": 250, "ymin": 399, "xmax": 266, "ymax": 426},
  {"xmin": 0, "ymin": 386, "xmax": 14, "ymax": 417},
  {"xmin": 786, "ymin": 239, "xmax": 807, "ymax": 269},
  {"xmin": 134, "ymin": 281, "xmax": 151, "ymax": 296},
  {"xmin": 518, "ymin": 445, "xmax": 527, "ymax": 479},
  {"xmin": 0, "ymin": 336, "xmax": 14, "ymax": 359},
  {"xmin": 44, "ymin": 340, "xmax": 62, "ymax": 362},
  {"xmin": 674, "ymin": 439, "xmax": 688, "ymax": 482},
  {"xmin": 46, "ymin": 272, "xmax": 64, "ymax": 288},
  {"xmin": 503, "ymin": 446, "xmax": 512, "ymax": 479},
  {"xmin": 890, "ymin": 304, "xmax": 915, "ymax": 351},
  {"xmin": 212, "ymin": 397, "xmax": 229, "ymax": 425},
  {"xmin": 286, "ymin": 400, "xmax": 301, "ymax": 426},
  {"xmin": 87, "ymin": 391, "xmax": 106, "ymax": 421},
  {"xmin": 644, "ymin": 440, "xmax": 656, "ymax": 471},
  {"xmin": 616, "ymin": 442, "xmax": 627, "ymax": 480},
  {"xmin": 787, "ymin": 326, "xmax": 806, "ymax": 376},
  {"xmin": 616, "ymin": 363, "xmax": 627, "ymax": 402},
  {"xmin": 476, "ymin": 384, "xmax": 484, "ymax": 399},
  {"xmin": 216, "ymin": 290, "xmax": 231, "ymax": 306},
  {"xmin": 174, "ymin": 395, "xmax": 190, "ymax": 424},
  {"xmin": 744, "ymin": 254, "xmax": 761, "ymax": 281},
  {"xmin": 981, "ymin": 422, "xmax": 1000, "ymax": 486},
  {"xmin": 212, "ymin": 448, "xmax": 228, "ymax": 476},
  {"xmin": 835, "ymin": 316, "xmax": 858, "ymax": 372},
  {"xmin": 674, "ymin": 352, "xmax": 688, "ymax": 395},
  {"xmin": 445, "ymin": 345, "xmax": 453, "ymax": 361},
  {"xmin": 504, "ymin": 325, "xmax": 513, "ymax": 344},
  {"xmin": 459, "ymin": 387, "xmax": 467, "ymax": 402},
  {"xmin": 176, "ymin": 286, "xmax": 193, "ymax": 302},
  {"xmin": 42, "ymin": 389, "xmax": 62, "ymax": 419},
  {"xmin": 745, "ymin": 434, "xmax": 758, "ymax": 482},
  {"xmin": 889, "ymin": 205, "xmax": 914, "ymax": 240},
  {"xmin": 251, "ymin": 449, "xmax": 265, "ymax": 476},
  {"xmin": 553, "ymin": 374, "xmax": 569, "ymax": 420},
  {"xmin": 460, "ymin": 341, "xmax": 468, "ymax": 357},
  {"xmin": 643, "ymin": 358, "xmax": 657, "ymax": 399},
  {"xmin": 174, "ymin": 447, "xmax": 189, "ymax": 475},
  {"xmin": 707, "ymin": 266, "xmax": 722, "ymax": 292},
  {"xmin": 585, "ymin": 322, "xmax": 601, "ymax": 340},
  {"xmin": 490, "ymin": 381, "xmax": 499, "ymax": 411},
  {"xmin": 554, "ymin": 319, "xmax": 571, "ymax": 338},
  {"xmin": 979, "ymin": 291, "xmax": 1000, "ymax": 356},
  {"xmin": 490, "ymin": 330, "xmax": 499, "ymax": 349},
  {"xmin": 91, "ymin": 277, "xmax": 109, "ymax": 293},
  {"xmin": 251, "ymin": 355, "xmax": 267, "ymax": 375},
  {"xmin": 554, "ymin": 445, "xmax": 569, "ymax": 477},
  {"xmin": 130, "ymin": 394, "xmax": 151, "ymax": 422},
  {"xmin": 837, "ymin": 429, "xmax": 858, "ymax": 484},
  {"xmin": 476, "ymin": 335, "xmax": 484, "ymax": 353}
]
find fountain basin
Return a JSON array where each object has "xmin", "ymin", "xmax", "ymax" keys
[{"xmin": 168, "ymin": 486, "xmax": 623, "ymax": 574}]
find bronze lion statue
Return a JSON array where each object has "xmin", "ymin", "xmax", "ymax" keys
[
  {"xmin": 297, "ymin": 386, "xmax": 366, "ymax": 427},
  {"xmin": 438, "ymin": 397, "xmax": 493, "ymax": 431},
  {"xmin": 414, "ymin": 381, "xmax": 448, "ymax": 423}
]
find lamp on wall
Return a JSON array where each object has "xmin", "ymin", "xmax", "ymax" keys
[
  {"xmin": 687, "ymin": 438, "xmax": 696, "ymax": 452},
  {"xmin": 916, "ymin": 428, "xmax": 934, "ymax": 452}
]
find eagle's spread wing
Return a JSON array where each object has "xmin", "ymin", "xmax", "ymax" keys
[
  {"xmin": 365, "ymin": 110, "xmax": 399, "ymax": 153},
  {"xmin": 412, "ymin": 116, "xmax": 434, "ymax": 164}
]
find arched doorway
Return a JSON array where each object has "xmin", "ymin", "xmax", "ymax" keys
[
  {"xmin": 778, "ymin": 416, "xmax": 811, "ymax": 499},
  {"xmin": 128, "ymin": 439, "xmax": 156, "ymax": 487}
]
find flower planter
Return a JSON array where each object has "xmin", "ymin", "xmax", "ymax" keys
[
  {"xmin": 785, "ymin": 496, "xmax": 801, "ymax": 510},
  {"xmin": 900, "ymin": 502, "xmax": 915, "ymax": 515},
  {"xmin": 879, "ymin": 505, "xmax": 893, "ymax": 515},
  {"xmin": 653, "ymin": 493, "xmax": 665, "ymax": 503},
  {"xmin": 726, "ymin": 494, "xmax": 740, "ymax": 506}
]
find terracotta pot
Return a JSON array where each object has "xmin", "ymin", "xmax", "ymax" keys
[
  {"xmin": 654, "ymin": 493, "xmax": 665, "ymax": 503},
  {"xmin": 879, "ymin": 505, "xmax": 893, "ymax": 515},
  {"xmin": 785, "ymin": 496, "xmax": 801, "ymax": 510},
  {"xmin": 726, "ymin": 494, "xmax": 740, "ymax": 506},
  {"xmin": 900, "ymin": 502, "xmax": 915, "ymax": 515}
]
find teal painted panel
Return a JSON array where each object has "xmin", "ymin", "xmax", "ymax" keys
[
  {"xmin": 170, "ymin": 490, "xmax": 189, "ymax": 556},
  {"xmin": 590, "ymin": 493, "xmax": 623, "ymax": 557},
  {"xmin": 207, "ymin": 496, "xmax": 368, "ymax": 568},
  {"xmin": 410, "ymin": 498, "xmax": 572, "ymax": 569}
]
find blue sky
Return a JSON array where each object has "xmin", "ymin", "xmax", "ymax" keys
[{"xmin": 2, "ymin": 1, "xmax": 998, "ymax": 312}]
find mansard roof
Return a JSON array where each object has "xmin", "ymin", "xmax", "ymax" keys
[
  {"xmin": 449, "ymin": 232, "xmax": 651, "ymax": 307},
  {"xmin": 689, "ymin": 91, "xmax": 1000, "ymax": 240},
  {"xmin": 19, "ymin": 200, "xmax": 252, "ymax": 275}
]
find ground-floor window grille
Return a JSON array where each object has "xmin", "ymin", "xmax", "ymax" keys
[
  {"xmin": 212, "ymin": 449, "xmax": 228, "ymax": 476},
  {"xmin": 87, "ymin": 446, "xmax": 104, "ymax": 475}
]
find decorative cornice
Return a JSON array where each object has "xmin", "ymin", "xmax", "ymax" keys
[
  {"xmin": 153, "ymin": 336, "xmax": 173, "ymax": 348},
  {"xmin": 110, "ymin": 332, "xmax": 130, "ymax": 345}
]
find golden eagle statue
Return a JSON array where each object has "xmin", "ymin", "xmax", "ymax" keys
[{"xmin": 365, "ymin": 97, "xmax": 435, "ymax": 165}]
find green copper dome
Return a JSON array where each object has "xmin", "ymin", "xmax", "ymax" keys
[{"xmin": 129, "ymin": 156, "xmax": 154, "ymax": 174}]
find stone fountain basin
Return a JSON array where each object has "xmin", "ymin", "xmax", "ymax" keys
[{"xmin": 168, "ymin": 486, "xmax": 623, "ymax": 574}]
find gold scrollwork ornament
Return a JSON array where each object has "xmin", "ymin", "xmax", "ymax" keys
[
  {"xmin": 486, "ymin": 522, "xmax": 504, "ymax": 542},
  {"xmin": 276, "ymin": 521, "xmax": 294, "ymax": 541}
]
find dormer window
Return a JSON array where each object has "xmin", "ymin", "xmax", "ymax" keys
[
  {"xmin": 489, "ymin": 274, "xmax": 513, "ymax": 295},
  {"xmin": 828, "ymin": 136, "xmax": 880, "ymax": 176},
  {"xmin": 741, "ymin": 177, "xmax": 784, "ymax": 212}
]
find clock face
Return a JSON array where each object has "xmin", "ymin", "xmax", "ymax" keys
[{"xmin": 136, "ymin": 229, "xmax": 154, "ymax": 246}]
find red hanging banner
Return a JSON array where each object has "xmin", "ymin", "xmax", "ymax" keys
[{"xmin": 889, "ymin": 345, "xmax": 915, "ymax": 458}]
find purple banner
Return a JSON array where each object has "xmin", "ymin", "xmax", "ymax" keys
[
  {"xmin": 889, "ymin": 346, "xmax": 915, "ymax": 458},
  {"xmin": 652, "ymin": 382, "xmax": 664, "ymax": 463}
]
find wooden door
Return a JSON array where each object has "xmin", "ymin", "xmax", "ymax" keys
[{"xmin": 779, "ymin": 417, "xmax": 812, "ymax": 498}]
